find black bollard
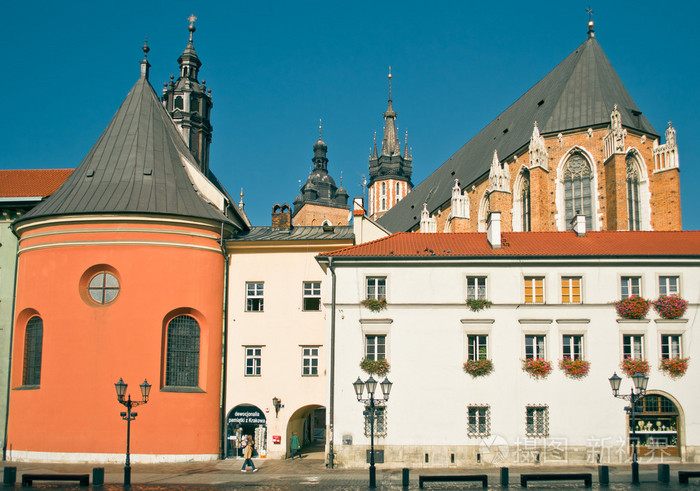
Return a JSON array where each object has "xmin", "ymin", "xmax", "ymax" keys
[
  {"xmin": 598, "ymin": 465, "xmax": 609, "ymax": 486},
  {"xmin": 500, "ymin": 467, "xmax": 509, "ymax": 487},
  {"xmin": 93, "ymin": 467, "xmax": 105, "ymax": 486},
  {"xmin": 658, "ymin": 463, "xmax": 670, "ymax": 483},
  {"xmin": 3, "ymin": 467, "xmax": 16, "ymax": 485},
  {"xmin": 402, "ymin": 468, "xmax": 409, "ymax": 487}
]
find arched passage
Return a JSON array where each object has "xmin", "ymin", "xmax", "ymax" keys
[
  {"xmin": 286, "ymin": 404, "xmax": 325, "ymax": 458},
  {"xmin": 631, "ymin": 392, "xmax": 682, "ymax": 458},
  {"xmin": 226, "ymin": 404, "xmax": 267, "ymax": 458}
]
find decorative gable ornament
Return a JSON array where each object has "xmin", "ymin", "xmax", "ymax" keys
[
  {"xmin": 652, "ymin": 121, "xmax": 679, "ymax": 171},
  {"xmin": 528, "ymin": 122, "xmax": 549, "ymax": 171},
  {"xmin": 420, "ymin": 203, "xmax": 437, "ymax": 233},
  {"xmin": 451, "ymin": 179, "xmax": 469, "ymax": 218},
  {"xmin": 604, "ymin": 104, "xmax": 627, "ymax": 159},
  {"xmin": 488, "ymin": 149, "xmax": 511, "ymax": 193}
]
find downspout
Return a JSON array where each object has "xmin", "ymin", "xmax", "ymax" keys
[
  {"xmin": 2, "ymin": 236, "xmax": 20, "ymax": 460},
  {"xmin": 219, "ymin": 222, "xmax": 230, "ymax": 459},
  {"xmin": 327, "ymin": 257, "xmax": 336, "ymax": 468}
]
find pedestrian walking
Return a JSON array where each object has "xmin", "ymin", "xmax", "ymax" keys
[
  {"xmin": 290, "ymin": 432, "xmax": 301, "ymax": 459},
  {"xmin": 241, "ymin": 440, "xmax": 258, "ymax": 472}
]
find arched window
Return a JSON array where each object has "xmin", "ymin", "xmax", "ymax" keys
[
  {"xmin": 165, "ymin": 315, "xmax": 200, "ymax": 387},
  {"xmin": 626, "ymin": 155, "xmax": 641, "ymax": 231},
  {"xmin": 381, "ymin": 182, "xmax": 386, "ymax": 196},
  {"xmin": 23, "ymin": 316, "xmax": 43, "ymax": 386},
  {"xmin": 477, "ymin": 193, "xmax": 490, "ymax": 232},
  {"xmin": 563, "ymin": 153, "xmax": 593, "ymax": 230},
  {"xmin": 521, "ymin": 169, "xmax": 531, "ymax": 232}
]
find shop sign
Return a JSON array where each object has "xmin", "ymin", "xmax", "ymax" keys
[
  {"xmin": 228, "ymin": 405, "xmax": 266, "ymax": 425},
  {"xmin": 272, "ymin": 435, "xmax": 281, "ymax": 444}
]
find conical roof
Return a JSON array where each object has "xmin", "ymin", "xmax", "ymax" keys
[
  {"xmin": 378, "ymin": 35, "xmax": 658, "ymax": 232},
  {"xmin": 18, "ymin": 70, "xmax": 241, "ymax": 228}
]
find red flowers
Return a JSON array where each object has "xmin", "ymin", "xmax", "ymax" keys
[
  {"xmin": 659, "ymin": 357, "xmax": 689, "ymax": 378},
  {"xmin": 620, "ymin": 358, "xmax": 650, "ymax": 377},
  {"xmin": 361, "ymin": 298, "xmax": 387, "ymax": 312},
  {"xmin": 615, "ymin": 296, "xmax": 650, "ymax": 319},
  {"xmin": 463, "ymin": 359, "xmax": 494, "ymax": 377},
  {"xmin": 653, "ymin": 296, "xmax": 688, "ymax": 319},
  {"xmin": 359, "ymin": 357, "xmax": 390, "ymax": 376},
  {"xmin": 522, "ymin": 359, "xmax": 552, "ymax": 379},
  {"xmin": 559, "ymin": 358, "xmax": 591, "ymax": 379}
]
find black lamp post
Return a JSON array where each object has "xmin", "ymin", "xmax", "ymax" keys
[
  {"xmin": 609, "ymin": 371, "xmax": 649, "ymax": 485},
  {"xmin": 353, "ymin": 375, "xmax": 392, "ymax": 489},
  {"xmin": 115, "ymin": 378, "xmax": 151, "ymax": 486}
]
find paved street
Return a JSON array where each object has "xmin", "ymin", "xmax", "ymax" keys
[{"xmin": 4, "ymin": 450, "xmax": 700, "ymax": 490}]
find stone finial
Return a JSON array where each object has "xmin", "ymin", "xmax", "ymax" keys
[
  {"xmin": 529, "ymin": 121, "xmax": 548, "ymax": 170},
  {"xmin": 489, "ymin": 149, "xmax": 511, "ymax": 192}
]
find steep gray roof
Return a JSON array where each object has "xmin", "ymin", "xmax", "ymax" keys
[
  {"xmin": 378, "ymin": 36, "xmax": 658, "ymax": 233},
  {"xmin": 229, "ymin": 225, "xmax": 354, "ymax": 242},
  {"xmin": 18, "ymin": 69, "xmax": 244, "ymax": 229}
]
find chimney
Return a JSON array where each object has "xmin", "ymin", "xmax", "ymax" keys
[
  {"xmin": 571, "ymin": 214, "xmax": 586, "ymax": 236},
  {"xmin": 487, "ymin": 211, "xmax": 501, "ymax": 249},
  {"xmin": 271, "ymin": 203, "xmax": 292, "ymax": 229}
]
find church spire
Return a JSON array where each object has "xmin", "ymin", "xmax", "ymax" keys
[
  {"xmin": 381, "ymin": 67, "xmax": 400, "ymax": 157},
  {"xmin": 178, "ymin": 14, "xmax": 202, "ymax": 81},
  {"xmin": 140, "ymin": 39, "xmax": 150, "ymax": 80}
]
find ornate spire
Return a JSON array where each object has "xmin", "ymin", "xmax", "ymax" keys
[
  {"xmin": 140, "ymin": 38, "xmax": 151, "ymax": 80},
  {"xmin": 381, "ymin": 67, "xmax": 400, "ymax": 157},
  {"xmin": 529, "ymin": 121, "xmax": 548, "ymax": 170},
  {"xmin": 239, "ymin": 188, "xmax": 245, "ymax": 210},
  {"xmin": 372, "ymin": 131, "xmax": 378, "ymax": 159},
  {"xmin": 604, "ymin": 103, "xmax": 627, "ymax": 158},
  {"xmin": 403, "ymin": 130, "xmax": 410, "ymax": 159},
  {"xmin": 178, "ymin": 14, "xmax": 202, "ymax": 81},
  {"xmin": 489, "ymin": 149, "xmax": 511, "ymax": 192},
  {"xmin": 312, "ymin": 120, "xmax": 328, "ymax": 170},
  {"xmin": 586, "ymin": 7, "xmax": 595, "ymax": 39}
]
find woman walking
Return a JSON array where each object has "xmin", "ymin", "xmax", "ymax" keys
[{"xmin": 241, "ymin": 439, "xmax": 258, "ymax": 472}]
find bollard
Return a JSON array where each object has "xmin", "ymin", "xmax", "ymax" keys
[
  {"xmin": 500, "ymin": 467, "xmax": 509, "ymax": 487},
  {"xmin": 3, "ymin": 467, "xmax": 16, "ymax": 485},
  {"xmin": 93, "ymin": 467, "xmax": 105, "ymax": 486},
  {"xmin": 598, "ymin": 465, "xmax": 609, "ymax": 486},
  {"xmin": 402, "ymin": 468, "xmax": 409, "ymax": 487},
  {"xmin": 658, "ymin": 463, "xmax": 670, "ymax": 483},
  {"xmin": 632, "ymin": 461, "xmax": 639, "ymax": 485}
]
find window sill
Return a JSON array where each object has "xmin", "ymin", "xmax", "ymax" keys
[
  {"xmin": 160, "ymin": 386, "xmax": 205, "ymax": 393},
  {"xmin": 13, "ymin": 385, "xmax": 40, "ymax": 390},
  {"xmin": 616, "ymin": 319, "xmax": 651, "ymax": 324}
]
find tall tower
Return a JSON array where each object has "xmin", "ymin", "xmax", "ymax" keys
[
  {"xmin": 368, "ymin": 69, "xmax": 413, "ymax": 220},
  {"xmin": 162, "ymin": 15, "xmax": 213, "ymax": 174}
]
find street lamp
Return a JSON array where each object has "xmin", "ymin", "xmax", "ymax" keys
[
  {"xmin": 609, "ymin": 371, "xmax": 649, "ymax": 484},
  {"xmin": 114, "ymin": 378, "xmax": 151, "ymax": 486},
  {"xmin": 353, "ymin": 375, "xmax": 392, "ymax": 489}
]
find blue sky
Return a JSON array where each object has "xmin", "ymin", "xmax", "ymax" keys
[{"xmin": 5, "ymin": 1, "xmax": 699, "ymax": 229}]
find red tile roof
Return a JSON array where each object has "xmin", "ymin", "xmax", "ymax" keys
[
  {"xmin": 320, "ymin": 231, "xmax": 700, "ymax": 258},
  {"xmin": 0, "ymin": 169, "xmax": 73, "ymax": 198}
]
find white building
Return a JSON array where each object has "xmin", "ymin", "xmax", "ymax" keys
[{"xmin": 317, "ymin": 215, "xmax": 700, "ymax": 467}]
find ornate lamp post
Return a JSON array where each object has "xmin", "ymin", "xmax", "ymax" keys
[
  {"xmin": 353, "ymin": 375, "xmax": 392, "ymax": 489},
  {"xmin": 114, "ymin": 378, "xmax": 151, "ymax": 486},
  {"xmin": 609, "ymin": 371, "xmax": 649, "ymax": 485}
]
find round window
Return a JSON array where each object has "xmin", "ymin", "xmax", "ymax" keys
[{"xmin": 88, "ymin": 272, "xmax": 120, "ymax": 304}]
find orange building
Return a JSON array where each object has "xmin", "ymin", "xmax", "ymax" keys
[{"xmin": 7, "ymin": 39, "xmax": 247, "ymax": 462}]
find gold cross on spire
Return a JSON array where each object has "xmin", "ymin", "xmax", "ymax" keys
[
  {"xmin": 586, "ymin": 6, "xmax": 593, "ymax": 22},
  {"xmin": 188, "ymin": 14, "xmax": 198, "ymax": 25},
  {"xmin": 319, "ymin": 118, "xmax": 323, "ymax": 139}
]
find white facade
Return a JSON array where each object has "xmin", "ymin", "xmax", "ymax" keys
[{"xmin": 320, "ymin": 232, "xmax": 700, "ymax": 467}]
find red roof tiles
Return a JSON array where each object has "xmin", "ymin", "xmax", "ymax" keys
[
  {"xmin": 0, "ymin": 169, "xmax": 72, "ymax": 198},
  {"xmin": 320, "ymin": 231, "xmax": 700, "ymax": 258}
]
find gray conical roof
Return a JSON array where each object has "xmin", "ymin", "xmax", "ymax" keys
[
  {"xmin": 18, "ymin": 71, "xmax": 243, "ymax": 229},
  {"xmin": 378, "ymin": 35, "xmax": 658, "ymax": 232}
]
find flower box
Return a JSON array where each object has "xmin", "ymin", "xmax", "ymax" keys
[
  {"xmin": 521, "ymin": 359, "xmax": 552, "ymax": 379},
  {"xmin": 463, "ymin": 359, "xmax": 494, "ymax": 377},
  {"xmin": 615, "ymin": 296, "xmax": 650, "ymax": 319},
  {"xmin": 659, "ymin": 357, "xmax": 689, "ymax": 378},
  {"xmin": 466, "ymin": 298, "xmax": 493, "ymax": 312},
  {"xmin": 652, "ymin": 296, "xmax": 687, "ymax": 319},
  {"xmin": 361, "ymin": 297, "xmax": 387, "ymax": 312},
  {"xmin": 359, "ymin": 357, "xmax": 390, "ymax": 376},
  {"xmin": 620, "ymin": 358, "xmax": 650, "ymax": 377},
  {"xmin": 558, "ymin": 358, "xmax": 590, "ymax": 379}
]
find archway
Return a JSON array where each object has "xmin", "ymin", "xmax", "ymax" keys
[
  {"xmin": 631, "ymin": 393, "xmax": 681, "ymax": 458},
  {"xmin": 286, "ymin": 404, "xmax": 326, "ymax": 458},
  {"xmin": 226, "ymin": 404, "xmax": 267, "ymax": 459}
]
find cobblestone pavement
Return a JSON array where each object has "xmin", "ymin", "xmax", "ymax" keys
[{"xmin": 4, "ymin": 454, "xmax": 700, "ymax": 489}]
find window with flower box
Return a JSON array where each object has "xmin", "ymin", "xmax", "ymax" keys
[
  {"xmin": 623, "ymin": 335, "xmax": 644, "ymax": 360},
  {"xmin": 562, "ymin": 335, "xmax": 583, "ymax": 360},
  {"xmin": 467, "ymin": 405, "xmax": 490, "ymax": 437},
  {"xmin": 561, "ymin": 277, "xmax": 581, "ymax": 304},
  {"xmin": 303, "ymin": 282, "xmax": 321, "ymax": 311},
  {"xmin": 658, "ymin": 276, "xmax": 679, "ymax": 296},
  {"xmin": 621, "ymin": 276, "xmax": 641, "ymax": 299},
  {"xmin": 467, "ymin": 277, "xmax": 487, "ymax": 300},
  {"xmin": 366, "ymin": 277, "xmax": 386, "ymax": 300},
  {"xmin": 246, "ymin": 282, "xmax": 264, "ymax": 311},
  {"xmin": 524, "ymin": 277, "xmax": 544, "ymax": 304},
  {"xmin": 468, "ymin": 335, "xmax": 488, "ymax": 360},
  {"xmin": 525, "ymin": 335, "xmax": 546, "ymax": 360},
  {"xmin": 365, "ymin": 335, "xmax": 386, "ymax": 361},
  {"xmin": 526, "ymin": 405, "xmax": 549, "ymax": 437},
  {"xmin": 661, "ymin": 335, "xmax": 682, "ymax": 359}
]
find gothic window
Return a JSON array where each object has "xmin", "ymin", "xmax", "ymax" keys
[
  {"xmin": 174, "ymin": 96, "xmax": 183, "ymax": 110},
  {"xmin": 521, "ymin": 169, "xmax": 531, "ymax": 231},
  {"xmin": 165, "ymin": 315, "xmax": 200, "ymax": 387},
  {"xmin": 626, "ymin": 155, "xmax": 641, "ymax": 230},
  {"xmin": 563, "ymin": 153, "xmax": 593, "ymax": 230},
  {"xmin": 478, "ymin": 193, "xmax": 490, "ymax": 232},
  {"xmin": 23, "ymin": 316, "xmax": 43, "ymax": 386}
]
